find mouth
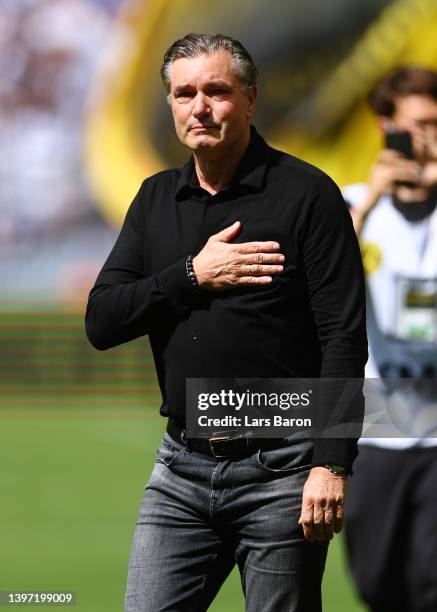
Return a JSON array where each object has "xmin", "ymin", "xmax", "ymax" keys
[{"xmin": 190, "ymin": 124, "xmax": 219, "ymax": 131}]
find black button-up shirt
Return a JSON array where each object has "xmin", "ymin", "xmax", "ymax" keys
[{"xmin": 85, "ymin": 127, "xmax": 367, "ymax": 471}]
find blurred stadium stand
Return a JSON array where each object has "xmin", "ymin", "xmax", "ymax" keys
[
  {"xmin": 0, "ymin": 310, "xmax": 159, "ymax": 402},
  {"xmin": 2, "ymin": 0, "xmax": 437, "ymax": 305}
]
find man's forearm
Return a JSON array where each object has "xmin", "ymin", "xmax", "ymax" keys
[
  {"xmin": 85, "ymin": 183, "xmax": 203, "ymax": 351},
  {"xmin": 85, "ymin": 257, "xmax": 203, "ymax": 350}
]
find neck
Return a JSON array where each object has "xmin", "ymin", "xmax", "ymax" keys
[{"xmin": 193, "ymin": 129, "xmax": 251, "ymax": 195}]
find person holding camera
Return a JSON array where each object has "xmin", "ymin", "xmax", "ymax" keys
[
  {"xmin": 348, "ymin": 67, "xmax": 437, "ymax": 235},
  {"xmin": 343, "ymin": 66, "xmax": 437, "ymax": 612}
]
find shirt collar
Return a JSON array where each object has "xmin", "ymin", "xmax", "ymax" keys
[{"xmin": 175, "ymin": 125, "xmax": 270, "ymax": 200}]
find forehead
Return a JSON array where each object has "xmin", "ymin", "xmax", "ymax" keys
[
  {"xmin": 394, "ymin": 95, "xmax": 437, "ymax": 121},
  {"xmin": 169, "ymin": 50, "xmax": 238, "ymax": 89}
]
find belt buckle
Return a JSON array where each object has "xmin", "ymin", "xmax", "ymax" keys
[
  {"xmin": 208, "ymin": 432, "xmax": 251, "ymax": 459},
  {"xmin": 208, "ymin": 435, "xmax": 230, "ymax": 458}
]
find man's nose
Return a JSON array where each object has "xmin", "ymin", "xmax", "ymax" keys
[{"xmin": 192, "ymin": 94, "xmax": 210, "ymax": 118}]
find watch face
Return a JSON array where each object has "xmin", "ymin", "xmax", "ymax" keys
[{"xmin": 325, "ymin": 464, "xmax": 347, "ymax": 475}]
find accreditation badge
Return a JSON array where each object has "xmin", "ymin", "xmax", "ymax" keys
[{"xmin": 395, "ymin": 276, "xmax": 437, "ymax": 343}]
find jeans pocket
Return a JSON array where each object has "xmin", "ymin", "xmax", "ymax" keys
[
  {"xmin": 156, "ymin": 435, "xmax": 189, "ymax": 467},
  {"xmin": 156, "ymin": 444, "xmax": 184, "ymax": 467},
  {"xmin": 256, "ymin": 446, "xmax": 312, "ymax": 474}
]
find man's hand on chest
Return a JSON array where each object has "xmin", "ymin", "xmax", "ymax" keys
[{"xmin": 193, "ymin": 220, "xmax": 285, "ymax": 290}]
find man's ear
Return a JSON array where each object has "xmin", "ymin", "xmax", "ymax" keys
[{"xmin": 247, "ymin": 86, "xmax": 257, "ymax": 116}]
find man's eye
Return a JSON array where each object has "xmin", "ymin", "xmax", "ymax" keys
[{"xmin": 175, "ymin": 92, "xmax": 193, "ymax": 101}]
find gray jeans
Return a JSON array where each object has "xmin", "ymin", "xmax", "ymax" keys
[{"xmin": 125, "ymin": 433, "xmax": 328, "ymax": 612}]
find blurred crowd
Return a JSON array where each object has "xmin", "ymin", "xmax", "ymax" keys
[
  {"xmin": 0, "ymin": 0, "xmax": 122, "ymax": 301},
  {"xmin": 0, "ymin": 0, "xmax": 118, "ymax": 246}
]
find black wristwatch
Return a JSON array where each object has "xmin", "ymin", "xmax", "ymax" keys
[{"xmin": 323, "ymin": 464, "xmax": 348, "ymax": 476}]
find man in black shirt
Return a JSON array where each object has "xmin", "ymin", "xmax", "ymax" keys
[{"xmin": 85, "ymin": 33, "xmax": 367, "ymax": 612}]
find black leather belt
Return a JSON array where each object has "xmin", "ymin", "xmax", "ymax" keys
[{"xmin": 167, "ymin": 419, "xmax": 286, "ymax": 459}]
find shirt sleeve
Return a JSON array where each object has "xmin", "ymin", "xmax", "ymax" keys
[
  {"xmin": 85, "ymin": 182, "xmax": 202, "ymax": 351},
  {"xmin": 300, "ymin": 174, "xmax": 368, "ymax": 473}
]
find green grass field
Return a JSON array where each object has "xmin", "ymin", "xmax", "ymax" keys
[
  {"xmin": 0, "ymin": 310, "xmax": 367, "ymax": 611},
  {"xmin": 0, "ymin": 400, "xmax": 366, "ymax": 612}
]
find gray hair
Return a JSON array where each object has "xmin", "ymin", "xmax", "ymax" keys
[{"xmin": 160, "ymin": 32, "xmax": 258, "ymax": 96}]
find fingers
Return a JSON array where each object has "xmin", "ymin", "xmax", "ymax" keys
[
  {"xmin": 391, "ymin": 159, "xmax": 421, "ymax": 180},
  {"xmin": 312, "ymin": 505, "xmax": 326, "ymax": 542},
  {"xmin": 371, "ymin": 156, "xmax": 422, "ymax": 193},
  {"xmin": 233, "ymin": 251, "xmax": 286, "ymax": 284},
  {"xmin": 299, "ymin": 468, "xmax": 347, "ymax": 543},
  {"xmin": 236, "ymin": 276, "xmax": 273, "ymax": 285},
  {"xmin": 241, "ymin": 252, "xmax": 285, "ymax": 265},
  {"xmin": 237, "ymin": 241, "xmax": 281, "ymax": 254},
  {"xmin": 233, "ymin": 262, "xmax": 283, "ymax": 287},
  {"xmin": 392, "ymin": 166, "xmax": 421, "ymax": 183},
  {"xmin": 211, "ymin": 221, "xmax": 242, "ymax": 243},
  {"xmin": 323, "ymin": 506, "xmax": 335, "ymax": 540},
  {"xmin": 210, "ymin": 221, "xmax": 280, "ymax": 253},
  {"xmin": 334, "ymin": 503, "xmax": 345, "ymax": 534},
  {"xmin": 298, "ymin": 505, "xmax": 315, "ymax": 543},
  {"xmin": 196, "ymin": 227, "xmax": 284, "ymax": 289},
  {"xmin": 299, "ymin": 502, "xmax": 340, "ymax": 542},
  {"xmin": 379, "ymin": 148, "xmax": 405, "ymax": 161},
  {"xmin": 377, "ymin": 156, "xmax": 420, "ymax": 176},
  {"xmin": 239, "ymin": 264, "xmax": 284, "ymax": 277}
]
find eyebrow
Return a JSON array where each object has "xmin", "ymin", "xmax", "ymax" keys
[
  {"xmin": 173, "ymin": 80, "xmax": 232, "ymax": 94},
  {"xmin": 173, "ymin": 84, "xmax": 191, "ymax": 95}
]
